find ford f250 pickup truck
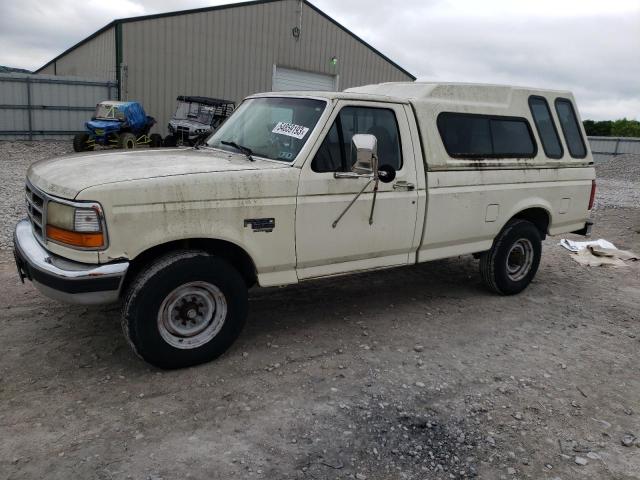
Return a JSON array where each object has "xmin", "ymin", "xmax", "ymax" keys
[{"xmin": 14, "ymin": 82, "xmax": 596, "ymax": 368}]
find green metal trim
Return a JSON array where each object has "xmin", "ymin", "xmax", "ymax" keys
[{"xmin": 115, "ymin": 23, "xmax": 123, "ymax": 100}]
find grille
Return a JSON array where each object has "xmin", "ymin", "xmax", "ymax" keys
[{"xmin": 25, "ymin": 182, "xmax": 47, "ymax": 242}]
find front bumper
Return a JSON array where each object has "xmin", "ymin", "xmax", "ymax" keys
[{"xmin": 13, "ymin": 219, "xmax": 129, "ymax": 305}]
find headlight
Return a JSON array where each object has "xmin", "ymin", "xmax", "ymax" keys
[{"xmin": 46, "ymin": 201, "xmax": 106, "ymax": 249}]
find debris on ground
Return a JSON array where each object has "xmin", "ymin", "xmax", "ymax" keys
[{"xmin": 560, "ymin": 238, "xmax": 639, "ymax": 267}]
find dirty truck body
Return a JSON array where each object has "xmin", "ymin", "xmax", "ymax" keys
[{"xmin": 14, "ymin": 82, "xmax": 595, "ymax": 368}]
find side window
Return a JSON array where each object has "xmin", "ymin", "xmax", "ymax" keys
[
  {"xmin": 437, "ymin": 113, "xmax": 536, "ymax": 158},
  {"xmin": 528, "ymin": 96, "xmax": 563, "ymax": 159},
  {"xmin": 311, "ymin": 106, "xmax": 402, "ymax": 172},
  {"xmin": 555, "ymin": 98, "xmax": 587, "ymax": 159}
]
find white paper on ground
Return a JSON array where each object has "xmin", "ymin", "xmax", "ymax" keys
[{"xmin": 559, "ymin": 238, "xmax": 616, "ymax": 253}]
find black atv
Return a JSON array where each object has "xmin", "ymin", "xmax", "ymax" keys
[{"xmin": 164, "ymin": 96, "xmax": 235, "ymax": 147}]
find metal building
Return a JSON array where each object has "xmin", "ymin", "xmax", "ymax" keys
[{"xmin": 36, "ymin": 0, "xmax": 415, "ymax": 135}]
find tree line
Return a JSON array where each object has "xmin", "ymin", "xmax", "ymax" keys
[{"xmin": 583, "ymin": 119, "xmax": 640, "ymax": 138}]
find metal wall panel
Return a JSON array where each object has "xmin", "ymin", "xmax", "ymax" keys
[
  {"xmin": 49, "ymin": 27, "xmax": 117, "ymax": 81},
  {"xmin": 121, "ymin": 0, "xmax": 413, "ymax": 134},
  {"xmin": 0, "ymin": 73, "xmax": 118, "ymax": 140}
]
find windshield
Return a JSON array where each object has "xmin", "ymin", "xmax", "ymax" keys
[
  {"xmin": 94, "ymin": 103, "xmax": 125, "ymax": 121},
  {"xmin": 207, "ymin": 97, "xmax": 326, "ymax": 162},
  {"xmin": 174, "ymin": 101, "xmax": 214, "ymax": 124}
]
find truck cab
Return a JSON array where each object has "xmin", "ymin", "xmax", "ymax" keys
[{"xmin": 14, "ymin": 82, "xmax": 595, "ymax": 368}]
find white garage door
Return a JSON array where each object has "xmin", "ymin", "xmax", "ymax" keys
[{"xmin": 272, "ymin": 66, "xmax": 336, "ymax": 92}]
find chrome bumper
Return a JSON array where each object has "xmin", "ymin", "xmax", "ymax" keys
[{"xmin": 13, "ymin": 219, "xmax": 129, "ymax": 305}]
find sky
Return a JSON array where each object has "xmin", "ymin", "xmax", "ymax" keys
[{"xmin": 0, "ymin": 0, "xmax": 638, "ymax": 120}]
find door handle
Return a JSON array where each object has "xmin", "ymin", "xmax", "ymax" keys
[{"xmin": 393, "ymin": 181, "xmax": 415, "ymax": 191}]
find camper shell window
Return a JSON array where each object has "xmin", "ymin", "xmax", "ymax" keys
[
  {"xmin": 437, "ymin": 112, "xmax": 537, "ymax": 159},
  {"xmin": 528, "ymin": 96, "xmax": 563, "ymax": 159},
  {"xmin": 555, "ymin": 98, "xmax": 587, "ymax": 159}
]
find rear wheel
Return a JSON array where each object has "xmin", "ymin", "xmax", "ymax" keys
[
  {"xmin": 479, "ymin": 219, "xmax": 541, "ymax": 295},
  {"xmin": 149, "ymin": 133, "xmax": 163, "ymax": 148},
  {"xmin": 121, "ymin": 251, "xmax": 248, "ymax": 369},
  {"xmin": 73, "ymin": 133, "xmax": 93, "ymax": 152},
  {"xmin": 119, "ymin": 132, "xmax": 137, "ymax": 149}
]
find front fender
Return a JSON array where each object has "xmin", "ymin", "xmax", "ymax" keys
[{"xmin": 82, "ymin": 169, "xmax": 301, "ymax": 287}]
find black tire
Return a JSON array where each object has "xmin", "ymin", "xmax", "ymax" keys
[
  {"xmin": 121, "ymin": 251, "xmax": 248, "ymax": 369},
  {"xmin": 149, "ymin": 133, "xmax": 163, "ymax": 148},
  {"xmin": 163, "ymin": 134, "xmax": 177, "ymax": 147},
  {"xmin": 118, "ymin": 132, "xmax": 137, "ymax": 149},
  {"xmin": 73, "ymin": 133, "xmax": 93, "ymax": 152},
  {"xmin": 479, "ymin": 219, "xmax": 541, "ymax": 295}
]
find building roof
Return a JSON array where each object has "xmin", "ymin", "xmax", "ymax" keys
[{"xmin": 36, "ymin": 0, "xmax": 415, "ymax": 80}]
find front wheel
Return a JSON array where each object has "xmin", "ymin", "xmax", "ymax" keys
[
  {"xmin": 121, "ymin": 251, "xmax": 248, "ymax": 369},
  {"xmin": 479, "ymin": 219, "xmax": 541, "ymax": 295}
]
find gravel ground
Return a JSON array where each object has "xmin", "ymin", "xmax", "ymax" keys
[
  {"xmin": 593, "ymin": 155, "xmax": 640, "ymax": 210},
  {"xmin": 0, "ymin": 142, "xmax": 639, "ymax": 480},
  {"xmin": 0, "ymin": 141, "xmax": 72, "ymax": 250}
]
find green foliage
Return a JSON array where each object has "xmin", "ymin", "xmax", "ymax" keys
[
  {"xmin": 611, "ymin": 119, "xmax": 640, "ymax": 138},
  {"xmin": 583, "ymin": 118, "xmax": 640, "ymax": 138}
]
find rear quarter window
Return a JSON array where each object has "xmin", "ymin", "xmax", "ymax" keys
[{"xmin": 554, "ymin": 98, "xmax": 587, "ymax": 159}]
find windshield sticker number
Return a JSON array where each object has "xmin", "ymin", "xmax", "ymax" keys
[{"xmin": 272, "ymin": 122, "xmax": 309, "ymax": 139}]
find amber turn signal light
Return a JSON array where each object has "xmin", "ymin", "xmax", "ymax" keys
[{"xmin": 46, "ymin": 225, "xmax": 104, "ymax": 248}]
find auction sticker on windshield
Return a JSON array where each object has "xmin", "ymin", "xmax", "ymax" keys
[{"xmin": 272, "ymin": 122, "xmax": 309, "ymax": 139}]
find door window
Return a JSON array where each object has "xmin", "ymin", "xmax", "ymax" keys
[{"xmin": 312, "ymin": 106, "xmax": 402, "ymax": 172}]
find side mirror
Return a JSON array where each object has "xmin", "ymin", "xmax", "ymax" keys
[
  {"xmin": 378, "ymin": 164, "xmax": 396, "ymax": 183},
  {"xmin": 350, "ymin": 134, "xmax": 378, "ymax": 175}
]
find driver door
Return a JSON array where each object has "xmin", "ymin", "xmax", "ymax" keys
[{"xmin": 295, "ymin": 101, "xmax": 420, "ymax": 279}]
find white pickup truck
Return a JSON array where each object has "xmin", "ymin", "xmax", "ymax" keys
[{"xmin": 14, "ymin": 82, "xmax": 596, "ymax": 368}]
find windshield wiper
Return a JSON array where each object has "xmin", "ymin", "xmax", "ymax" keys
[{"xmin": 221, "ymin": 140, "xmax": 254, "ymax": 162}]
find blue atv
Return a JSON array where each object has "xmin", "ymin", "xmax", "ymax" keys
[{"xmin": 73, "ymin": 101, "xmax": 162, "ymax": 152}]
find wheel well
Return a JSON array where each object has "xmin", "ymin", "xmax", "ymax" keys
[
  {"xmin": 513, "ymin": 208, "xmax": 550, "ymax": 239},
  {"xmin": 122, "ymin": 239, "xmax": 258, "ymax": 293}
]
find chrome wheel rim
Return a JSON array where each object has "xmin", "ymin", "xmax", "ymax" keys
[
  {"xmin": 506, "ymin": 239, "xmax": 534, "ymax": 282},
  {"xmin": 157, "ymin": 281, "xmax": 227, "ymax": 349}
]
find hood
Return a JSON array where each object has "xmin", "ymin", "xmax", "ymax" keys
[{"xmin": 28, "ymin": 147, "xmax": 288, "ymax": 199}]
